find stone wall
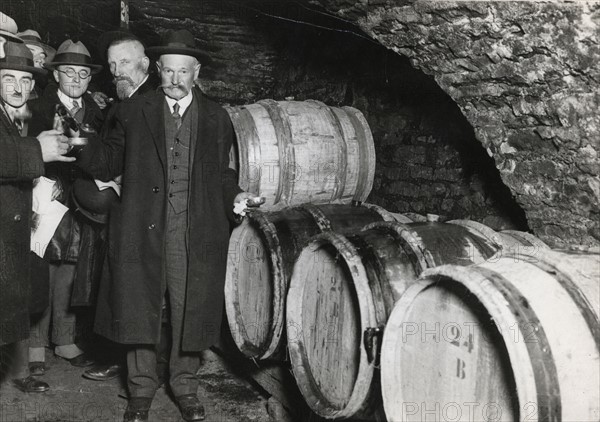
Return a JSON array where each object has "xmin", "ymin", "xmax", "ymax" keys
[
  {"xmin": 10, "ymin": 0, "xmax": 591, "ymax": 242},
  {"xmin": 314, "ymin": 0, "xmax": 600, "ymax": 248}
]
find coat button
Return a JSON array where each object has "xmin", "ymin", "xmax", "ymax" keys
[
  {"xmin": 152, "ymin": 186, "xmax": 159, "ymax": 193},
  {"xmin": 148, "ymin": 223, "xmax": 156, "ymax": 230},
  {"xmin": 14, "ymin": 214, "xmax": 22, "ymax": 222}
]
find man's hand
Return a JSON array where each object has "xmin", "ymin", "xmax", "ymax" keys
[
  {"xmin": 37, "ymin": 130, "xmax": 75, "ymax": 163},
  {"xmin": 90, "ymin": 91, "xmax": 112, "ymax": 110},
  {"xmin": 233, "ymin": 192, "xmax": 265, "ymax": 217}
]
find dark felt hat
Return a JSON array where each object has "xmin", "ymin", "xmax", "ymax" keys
[
  {"xmin": 146, "ymin": 30, "xmax": 211, "ymax": 65},
  {"xmin": 0, "ymin": 41, "xmax": 47, "ymax": 76},
  {"xmin": 44, "ymin": 39, "xmax": 103, "ymax": 74}
]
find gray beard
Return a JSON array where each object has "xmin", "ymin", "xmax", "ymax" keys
[{"xmin": 115, "ymin": 79, "xmax": 135, "ymax": 100}]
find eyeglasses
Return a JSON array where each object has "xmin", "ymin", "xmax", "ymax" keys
[{"xmin": 56, "ymin": 68, "xmax": 91, "ymax": 79}]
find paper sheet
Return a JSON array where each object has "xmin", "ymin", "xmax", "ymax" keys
[
  {"xmin": 30, "ymin": 177, "xmax": 69, "ymax": 258},
  {"xmin": 94, "ymin": 176, "xmax": 122, "ymax": 197}
]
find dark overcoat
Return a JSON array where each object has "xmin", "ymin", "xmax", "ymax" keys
[
  {"xmin": 0, "ymin": 108, "xmax": 47, "ymax": 345},
  {"xmin": 77, "ymin": 88, "xmax": 242, "ymax": 351}
]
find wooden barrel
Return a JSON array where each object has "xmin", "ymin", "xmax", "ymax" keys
[
  {"xmin": 381, "ymin": 249, "xmax": 599, "ymax": 422},
  {"xmin": 286, "ymin": 221, "xmax": 502, "ymax": 419},
  {"xmin": 448, "ymin": 219, "xmax": 549, "ymax": 257},
  {"xmin": 225, "ymin": 203, "xmax": 406, "ymax": 360},
  {"xmin": 225, "ymin": 100, "xmax": 375, "ymax": 209}
]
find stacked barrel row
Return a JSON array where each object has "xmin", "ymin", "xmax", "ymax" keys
[{"xmin": 224, "ymin": 100, "xmax": 599, "ymax": 421}]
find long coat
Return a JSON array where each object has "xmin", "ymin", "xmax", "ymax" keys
[
  {"xmin": 77, "ymin": 88, "xmax": 242, "ymax": 351},
  {"xmin": 0, "ymin": 108, "xmax": 47, "ymax": 346}
]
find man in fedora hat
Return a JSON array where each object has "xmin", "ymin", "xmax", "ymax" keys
[
  {"xmin": 76, "ymin": 29, "xmax": 263, "ymax": 422},
  {"xmin": 17, "ymin": 29, "xmax": 55, "ymax": 99},
  {"xmin": 0, "ymin": 32, "xmax": 75, "ymax": 392},
  {"xmin": 17, "ymin": 29, "xmax": 55, "ymax": 69},
  {"xmin": 0, "ymin": 11, "xmax": 23, "ymax": 59},
  {"xmin": 26, "ymin": 39, "xmax": 105, "ymax": 374}
]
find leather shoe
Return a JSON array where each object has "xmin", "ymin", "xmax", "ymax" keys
[
  {"xmin": 13, "ymin": 376, "xmax": 49, "ymax": 393},
  {"xmin": 29, "ymin": 361, "xmax": 47, "ymax": 376},
  {"xmin": 123, "ymin": 397, "xmax": 152, "ymax": 422},
  {"xmin": 62, "ymin": 353, "xmax": 95, "ymax": 367},
  {"xmin": 176, "ymin": 394, "xmax": 205, "ymax": 421},
  {"xmin": 83, "ymin": 363, "xmax": 121, "ymax": 381}
]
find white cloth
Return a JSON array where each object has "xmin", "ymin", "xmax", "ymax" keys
[{"xmin": 30, "ymin": 177, "xmax": 69, "ymax": 258}]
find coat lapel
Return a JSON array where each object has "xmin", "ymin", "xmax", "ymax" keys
[
  {"xmin": 193, "ymin": 88, "xmax": 216, "ymax": 162},
  {"xmin": 142, "ymin": 94, "xmax": 167, "ymax": 173}
]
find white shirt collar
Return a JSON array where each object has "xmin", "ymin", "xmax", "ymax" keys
[
  {"xmin": 57, "ymin": 88, "xmax": 83, "ymax": 109},
  {"xmin": 128, "ymin": 74, "xmax": 149, "ymax": 98},
  {"xmin": 165, "ymin": 90, "xmax": 193, "ymax": 116}
]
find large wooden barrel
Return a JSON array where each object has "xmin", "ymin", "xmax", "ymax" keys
[
  {"xmin": 225, "ymin": 203, "xmax": 407, "ymax": 360},
  {"xmin": 448, "ymin": 220, "xmax": 549, "ymax": 257},
  {"xmin": 286, "ymin": 221, "xmax": 504, "ymax": 419},
  {"xmin": 381, "ymin": 249, "xmax": 599, "ymax": 422},
  {"xmin": 225, "ymin": 100, "xmax": 375, "ymax": 209}
]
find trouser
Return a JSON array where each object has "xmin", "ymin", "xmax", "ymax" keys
[
  {"xmin": 127, "ymin": 208, "xmax": 199, "ymax": 398},
  {"xmin": 29, "ymin": 263, "xmax": 78, "ymax": 349}
]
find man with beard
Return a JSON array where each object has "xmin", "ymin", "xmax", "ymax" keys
[
  {"xmin": 0, "ymin": 19, "xmax": 74, "ymax": 392},
  {"xmin": 76, "ymin": 30, "xmax": 262, "ymax": 421},
  {"xmin": 82, "ymin": 33, "xmax": 161, "ymax": 383},
  {"xmin": 26, "ymin": 39, "xmax": 104, "ymax": 375}
]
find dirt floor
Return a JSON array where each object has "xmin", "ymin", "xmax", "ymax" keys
[{"xmin": 0, "ymin": 348, "xmax": 272, "ymax": 422}]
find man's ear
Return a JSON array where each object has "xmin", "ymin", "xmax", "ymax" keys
[
  {"xmin": 53, "ymin": 70, "xmax": 59, "ymax": 83},
  {"xmin": 142, "ymin": 56, "xmax": 150, "ymax": 72},
  {"xmin": 193, "ymin": 63, "xmax": 200, "ymax": 81},
  {"xmin": 30, "ymin": 78, "xmax": 35, "ymax": 92}
]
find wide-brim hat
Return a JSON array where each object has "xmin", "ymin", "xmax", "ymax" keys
[
  {"xmin": 17, "ymin": 29, "xmax": 56, "ymax": 62},
  {"xmin": 44, "ymin": 39, "xmax": 103, "ymax": 74},
  {"xmin": 146, "ymin": 30, "xmax": 211, "ymax": 65},
  {"xmin": 0, "ymin": 41, "xmax": 47, "ymax": 76},
  {"xmin": 0, "ymin": 12, "xmax": 23, "ymax": 43}
]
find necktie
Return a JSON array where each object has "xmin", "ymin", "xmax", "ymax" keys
[
  {"xmin": 71, "ymin": 100, "xmax": 84, "ymax": 123},
  {"xmin": 172, "ymin": 102, "xmax": 182, "ymax": 130},
  {"xmin": 15, "ymin": 119, "xmax": 23, "ymax": 135}
]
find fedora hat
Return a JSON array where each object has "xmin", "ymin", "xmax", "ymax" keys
[
  {"xmin": 44, "ymin": 39, "xmax": 103, "ymax": 74},
  {"xmin": 146, "ymin": 30, "xmax": 211, "ymax": 65},
  {"xmin": 0, "ymin": 12, "xmax": 22, "ymax": 43},
  {"xmin": 17, "ymin": 29, "xmax": 56, "ymax": 62},
  {"xmin": 0, "ymin": 41, "xmax": 47, "ymax": 76}
]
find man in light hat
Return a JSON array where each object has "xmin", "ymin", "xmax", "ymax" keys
[
  {"xmin": 17, "ymin": 29, "xmax": 55, "ymax": 68},
  {"xmin": 16, "ymin": 29, "xmax": 55, "ymax": 99},
  {"xmin": 26, "ymin": 39, "xmax": 105, "ymax": 374},
  {"xmin": 76, "ymin": 29, "xmax": 263, "ymax": 422},
  {"xmin": 0, "ymin": 11, "xmax": 23, "ymax": 59},
  {"xmin": 0, "ymin": 34, "xmax": 75, "ymax": 392}
]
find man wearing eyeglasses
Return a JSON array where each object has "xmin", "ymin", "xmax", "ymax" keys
[{"xmin": 27, "ymin": 39, "xmax": 104, "ymax": 374}]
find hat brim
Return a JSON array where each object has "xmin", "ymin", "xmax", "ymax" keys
[
  {"xmin": 0, "ymin": 62, "xmax": 47, "ymax": 76},
  {"xmin": 44, "ymin": 62, "xmax": 103, "ymax": 74},
  {"xmin": 24, "ymin": 40, "xmax": 56, "ymax": 62},
  {"xmin": 146, "ymin": 46, "xmax": 212, "ymax": 65},
  {"xmin": 0, "ymin": 30, "xmax": 23, "ymax": 43}
]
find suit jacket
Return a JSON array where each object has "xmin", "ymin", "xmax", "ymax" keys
[
  {"xmin": 77, "ymin": 87, "xmax": 242, "ymax": 351},
  {"xmin": 0, "ymin": 106, "xmax": 48, "ymax": 345}
]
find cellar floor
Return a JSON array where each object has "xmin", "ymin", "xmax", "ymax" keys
[{"xmin": 0, "ymin": 348, "xmax": 272, "ymax": 422}]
